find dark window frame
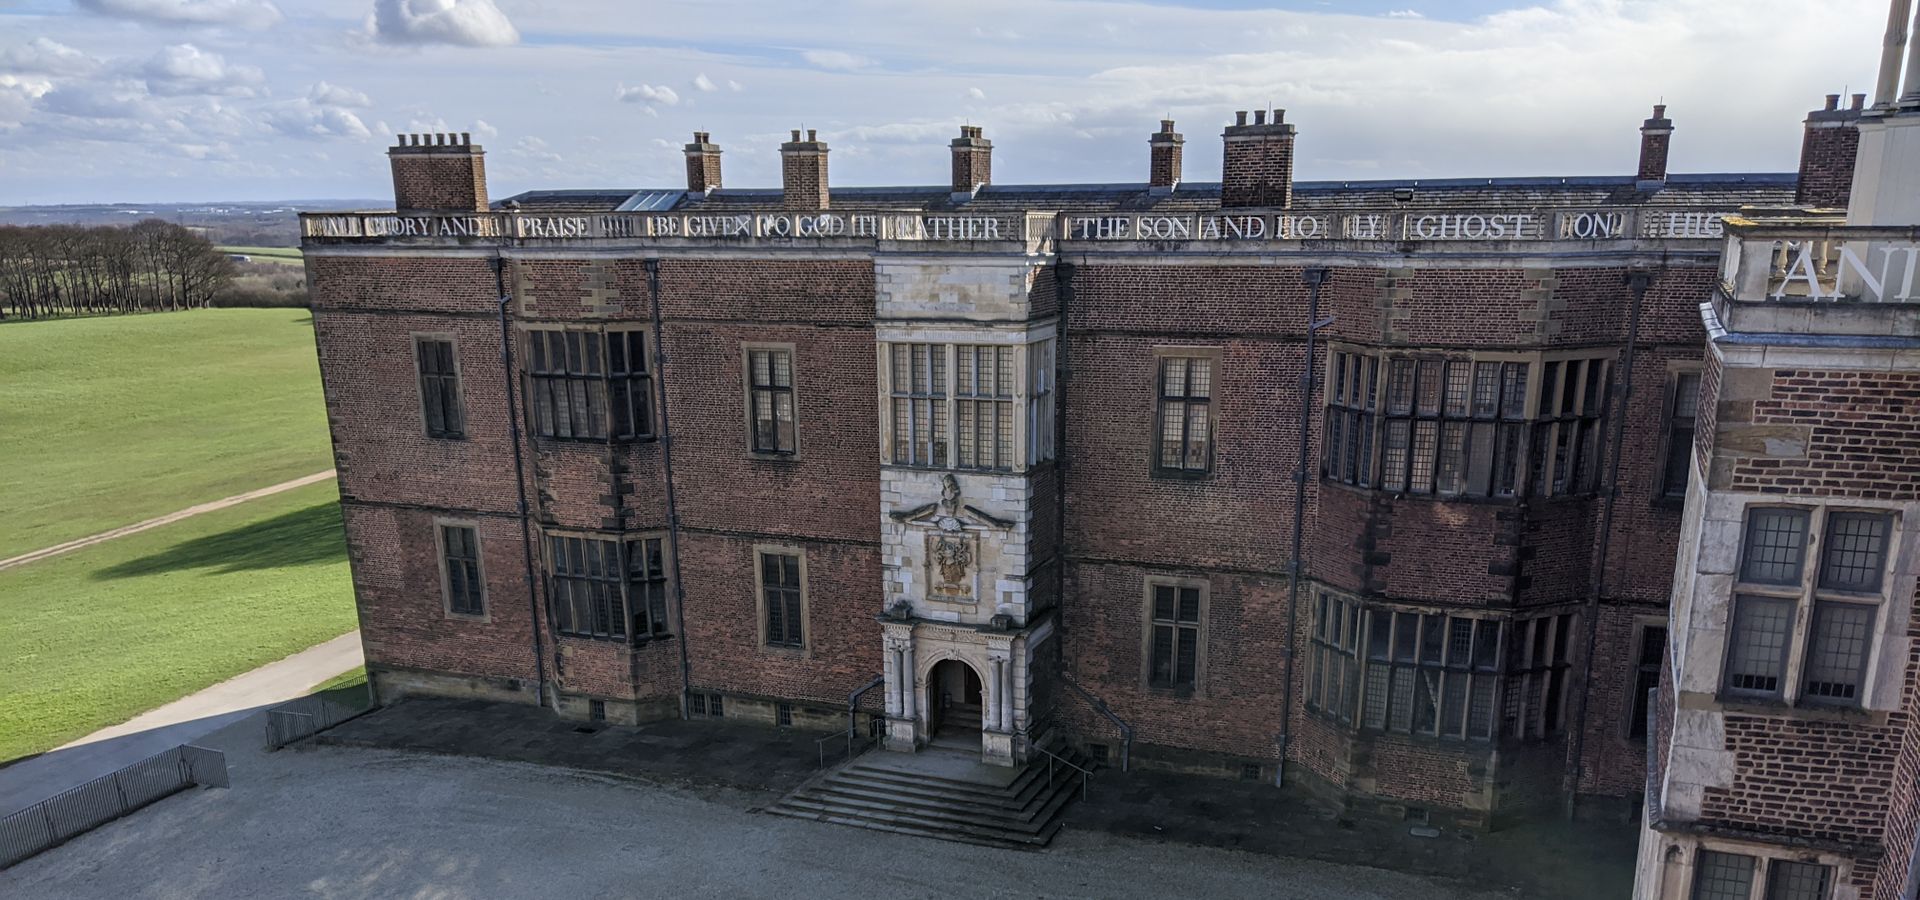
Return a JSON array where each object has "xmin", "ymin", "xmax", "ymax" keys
[
  {"xmin": 1659, "ymin": 368, "xmax": 1703, "ymax": 499},
  {"xmin": 1325, "ymin": 348, "xmax": 1610, "ymax": 500},
  {"xmin": 757, "ymin": 548, "xmax": 807, "ymax": 650},
  {"xmin": 545, "ymin": 531, "xmax": 671, "ymax": 644},
  {"xmin": 525, "ymin": 327, "xmax": 654, "ymax": 443},
  {"xmin": 437, "ymin": 520, "xmax": 485, "ymax": 618},
  {"xmin": 414, "ymin": 335, "xmax": 466, "ymax": 440},
  {"xmin": 1144, "ymin": 577, "xmax": 1207, "ymax": 694},
  {"xmin": 744, "ymin": 344, "xmax": 798, "ymax": 456},
  {"xmin": 1627, "ymin": 618, "xmax": 1669, "ymax": 740},
  {"xmin": 1152, "ymin": 349, "xmax": 1220, "ymax": 477}
]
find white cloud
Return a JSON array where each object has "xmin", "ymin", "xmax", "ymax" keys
[
  {"xmin": 141, "ymin": 44, "xmax": 266, "ymax": 98},
  {"xmin": 473, "ymin": 118, "xmax": 498, "ymax": 137},
  {"xmin": 308, "ymin": 81, "xmax": 372, "ymax": 108},
  {"xmin": 367, "ymin": 0, "xmax": 519, "ymax": 47},
  {"xmin": 1386, "ymin": 9, "xmax": 1424, "ymax": 18},
  {"xmin": 75, "ymin": 0, "xmax": 283, "ymax": 29},
  {"xmin": 39, "ymin": 80, "xmax": 156, "ymax": 120},
  {"xmin": 616, "ymin": 82, "xmax": 679, "ymax": 111},
  {"xmin": 513, "ymin": 135, "xmax": 562, "ymax": 162},
  {"xmin": 801, "ymin": 49, "xmax": 873, "ymax": 71},
  {"xmin": 691, "ymin": 73, "xmax": 717, "ymax": 92},
  {"xmin": 728, "ymin": 79, "xmax": 744, "ymax": 92},
  {"xmin": 966, "ymin": 87, "xmax": 986, "ymax": 101},
  {"xmin": 0, "ymin": 38, "xmax": 103, "ymax": 76},
  {"xmin": 265, "ymin": 100, "xmax": 371, "ymax": 139}
]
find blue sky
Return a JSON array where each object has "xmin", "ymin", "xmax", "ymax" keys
[{"xmin": 0, "ymin": 0, "xmax": 1895, "ymax": 204}]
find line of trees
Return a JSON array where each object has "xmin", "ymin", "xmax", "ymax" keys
[{"xmin": 0, "ymin": 221, "xmax": 237, "ymax": 320}]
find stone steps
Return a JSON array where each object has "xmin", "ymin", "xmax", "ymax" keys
[{"xmin": 764, "ymin": 745, "xmax": 1088, "ymax": 850}]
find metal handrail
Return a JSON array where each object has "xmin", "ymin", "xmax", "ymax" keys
[
  {"xmin": 1059, "ymin": 673, "xmax": 1133, "ymax": 772},
  {"xmin": 814, "ymin": 728, "xmax": 872, "ymax": 769},
  {"xmin": 1030, "ymin": 741, "xmax": 1093, "ymax": 801}
]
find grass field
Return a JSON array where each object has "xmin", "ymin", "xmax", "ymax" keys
[
  {"xmin": 0, "ymin": 309, "xmax": 332, "ymax": 559},
  {"xmin": 219, "ymin": 246, "xmax": 304, "ymax": 267},
  {"xmin": 0, "ymin": 479, "xmax": 354, "ymax": 763}
]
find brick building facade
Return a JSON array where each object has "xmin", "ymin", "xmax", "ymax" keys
[{"xmin": 300, "ymin": 17, "xmax": 1916, "ymax": 873}]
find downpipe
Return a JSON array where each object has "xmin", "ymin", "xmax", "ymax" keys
[
  {"xmin": 1278, "ymin": 267, "xmax": 1333, "ymax": 788},
  {"xmin": 494, "ymin": 255, "xmax": 547, "ymax": 708}
]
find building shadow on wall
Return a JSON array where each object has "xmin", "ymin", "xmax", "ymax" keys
[{"xmin": 92, "ymin": 502, "xmax": 345, "ymax": 580}]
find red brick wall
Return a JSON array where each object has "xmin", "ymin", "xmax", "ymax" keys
[
  {"xmin": 389, "ymin": 151, "xmax": 487, "ymax": 212},
  {"xmin": 1796, "ymin": 123, "xmax": 1860, "ymax": 209},
  {"xmin": 1730, "ymin": 370, "xmax": 1920, "ymax": 499}
]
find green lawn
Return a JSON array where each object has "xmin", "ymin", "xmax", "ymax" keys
[
  {"xmin": 219, "ymin": 246, "xmax": 304, "ymax": 267},
  {"xmin": 0, "ymin": 479, "xmax": 354, "ymax": 763},
  {"xmin": 0, "ymin": 309, "xmax": 332, "ymax": 558}
]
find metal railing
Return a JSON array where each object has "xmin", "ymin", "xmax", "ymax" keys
[
  {"xmin": 264, "ymin": 693, "xmax": 365, "ymax": 750},
  {"xmin": 814, "ymin": 716, "xmax": 884, "ymax": 769},
  {"xmin": 1060, "ymin": 674, "xmax": 1133, "ymax": 772},
  {"xmin": 1032, "ymin": 741, "xmax": 1094, "ymax": 801},
  {"xmin": 0, "ymin": 744, "xmax": 227, "ymax": 869}
]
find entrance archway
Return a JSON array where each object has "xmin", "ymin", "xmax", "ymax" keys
[{"xmin": 926, "ymin": 658, "xmax": 983, "ymax": 739}]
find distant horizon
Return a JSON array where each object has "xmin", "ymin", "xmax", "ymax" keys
[{"xmin": 0, "ymin": 0, "xmax": 1893, "ymax": 206}]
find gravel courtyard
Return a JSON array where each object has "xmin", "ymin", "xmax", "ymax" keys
[{"xmin": 1, "ymin": 721, "xmax": 1512, "ymax": 900}]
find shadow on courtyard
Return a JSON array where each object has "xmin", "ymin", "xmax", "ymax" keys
[{"xmin": 92, "ymin": 502, "xmax": 344, "ymax": 580}]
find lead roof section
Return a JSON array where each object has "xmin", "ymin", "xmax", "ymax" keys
[{"xmin": 494, "ymin": 173, "xmax": 1798, "ymax": 215}]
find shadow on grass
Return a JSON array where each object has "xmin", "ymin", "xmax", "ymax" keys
[{"xmin": 93, "ymin": 502, "xmax": 345, "ymax": 580}]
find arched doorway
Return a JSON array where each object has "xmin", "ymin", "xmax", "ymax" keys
[{"xmin": 926, "ymin": 658, "xmax": 983, "ymax": 742}]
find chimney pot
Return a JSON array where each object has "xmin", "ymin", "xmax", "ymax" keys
[
  {"xmin": 1275, "ymin": 109, "xmax": 1285, "ymax": 124},
  {"xmin": 1160, "ymin": 119, "xmax": 1175, "ymax": 133},
  {"xmin": 781, "ymin": 128, "xmax": 828, "ymax": 209},
  {"xmin": 1826, "ymin": 94, "xmax": 1842, "ymax": 111},
  {"xmin": 1852, "ymin": 93, "xmax": 1867, "ymax": 110},
  {"xmin": 461, "ymin": 132, "xmax": 471, "ymax": 145},
  {"xmin": 1653, "ymin": 103, "xmax": 1666, "ymax": 119},
  {"xmin": 1220, "ymin": 108, "xmax": 1298, "ymax": 208}
]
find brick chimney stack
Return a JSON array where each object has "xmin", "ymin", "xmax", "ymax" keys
[
  {"xmin": 388, "ymin": 132, "xmax": 487, "ymax": 213},
  {"xmin": 1796, "ymin": 94, "xmax": 1867, "ymax": 208},
  {"xmin": 685, "ymin": 131, "xmax": 722, "ymax": 195},
  {"xmin": 1220, "ymin": 108, "xmax": 1296, "ymax": 209},
  {"xmin": 781, "ymin": 128, "xmax": 830, "ymax": 210},
  {"xmin": 1149, "ymin": 119, "xmax": 1183, "ymax": 195},
  {"xmin": 1636, "ymin": 104, "xmax": 1674, "ymax": 188},
  {"xmin": 950, "ymin": 125, "xmax": 991, "ymax": 200}
]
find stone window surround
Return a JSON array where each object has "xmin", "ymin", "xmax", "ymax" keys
[
  {"xmin": 1149, "ymin": 345, "xmax": 1223, "ymax": 479},
  {"xmin": 1718, "ymin": 502, "xmax": 1902, "ymax": 711},
  {"xmin": 876, "ymin": 324, "xmax": 1055, "ymax": 474},
  {"xmin": 1139, "ymin": 574, "xmax": 1210, "ymax": 697},
  {"xmin": 753, "ymin": 543, "xmax": 811, "ymax": 656},
  {"xmin": 411, "ymin": 331, "xmax": 466, "ymax": 441},
  {"xmin": 740, "ymin": 341, "xmax": 801, "ymax": 459},
  {"xmin": 1670, "ymin": 836, "xmax": 1848, "ymax": 900},
  {"xmin": 432, "ymin": 516, "xmax": 488, "ymax": 622},
  {"xmin": 1320, "ymin": 343, "xmax": 1617, "ymax": 501}
]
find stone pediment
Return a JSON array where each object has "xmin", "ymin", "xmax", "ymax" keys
[{"xmin": 887, "ymin": 473, "xmax": 1013, "ymax": 531}]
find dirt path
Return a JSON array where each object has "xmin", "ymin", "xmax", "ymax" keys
[{"xmin": 0, "ymin": 469, "xmax": 336, "ymax": 572}]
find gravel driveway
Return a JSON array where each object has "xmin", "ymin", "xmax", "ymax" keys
[{"xmin": 1, "ymin": 721, "xmax": 1511, "ymax": 900}]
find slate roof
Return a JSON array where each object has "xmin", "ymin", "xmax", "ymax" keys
[{"xmin": 494, "ymin": 173, "xmax": 1798, "ymax": 216}]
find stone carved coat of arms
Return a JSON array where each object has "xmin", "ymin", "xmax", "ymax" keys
[{"xmin": 891, "ymin": 474, "xmax": 1012, "ymax": 605}]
